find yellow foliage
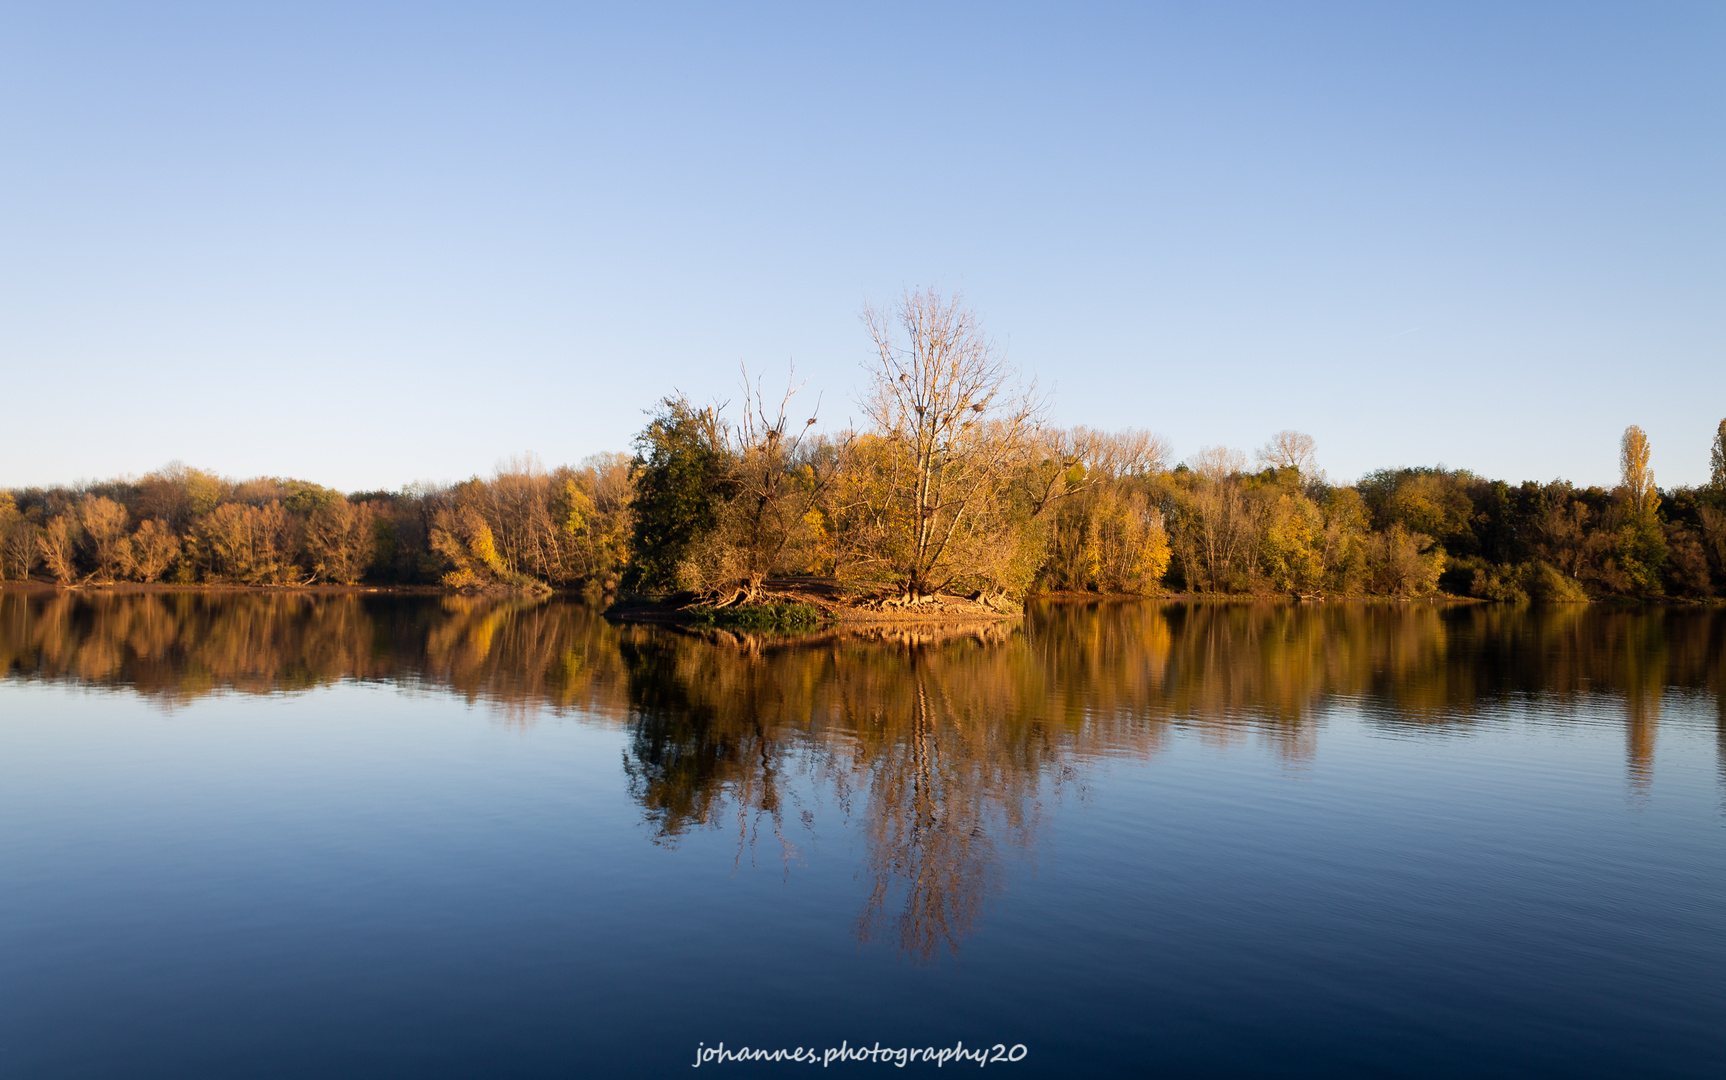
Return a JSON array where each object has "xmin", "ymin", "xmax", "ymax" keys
[
  {"xmin": 441, "ymin": 567, "xmax": 482, "ymax": 590},
  {"xmin": 468, "ymin": 523, "xmax": 504, "ymax": 572},
  {"xmin": 560, "ymin": 479, "xmax": 593, "ymax": 536}
]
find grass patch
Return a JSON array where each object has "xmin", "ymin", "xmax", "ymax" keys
[{"xmin": 687, "ymin": 602, "xmax": 824, "ymax": 632}]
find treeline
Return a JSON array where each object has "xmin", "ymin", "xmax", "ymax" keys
[
  {"xmin": 0, "ymin": 455, "xmax": 633, "ymax": 595},
  {"xmin": 1103, "ymin": 422, "xmax": 1726, "ymax": 602},
  {"xmin": 3, "ymin": 290, "xmax": 1724, "ymax": 602}
]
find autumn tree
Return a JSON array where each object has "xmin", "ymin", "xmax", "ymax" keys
[
  {"xmin": 676, "ymin": 367, "xmax": 848, "ymax": 604},
  {"xmin": 1175, "ymin": 446, "xmax": 1253, "ymax": 593},
  {"xmin": 551, "ymin": 454, "xmax": 634, "ymax": 587},
  {"xmin": 1615, "ymin": 424, "xmax": 1666, "ymax": 594},
  {"xmin": 1255, "ymin": 479, "xmax": 1326, "ymax": 594},
  {"xmin": 303, "ymin": 499, "xmax": 377, "ymax": 584},
  {"xmin": 1, "ymin": 512, "xmax": 42, "ymax": 582},
  {"xmin": 1038, "ymin": 428, "xmax": 1174, "ymax": 594},
  {"xmin": 130, "ymin": 520, "xmax": 182, "ymax": 583},
  {"xmin": 79, "ymin": 496, "xmax": 132, "ymax": 582},
  {"xmin": 1620, "ymin": 425, "xmax": 1655, "ymax": 515},
  {"xmin": 1041, "ymin": 482, "xmax": 1171, "ymax": 594},
  {"xmin": 38, "ymin": 514, "xmax": 80, "ymax": 585},
  {"xmin": 1710, "ymin": 417, "xmax": 1726, "ymax": 494},
  {"xmin": 421, "ymin": 455, "xmax": 637, "ymax": 591},
  {"xmin": 1066, "ymin": 427, "xmax": 1172, "ymax": 479},
  {"xmin": 137, "ymin": 462, "xmax": 225, "ymax": 530},
  {"xmin": 1365, "ymin": 523, "xmax": 1444, "ymax": 597},
  {"xmin": 196, "ymin": 502, "xmax": 294, "ymax": 584},
  {"xmin": 429, "ymin": 505, "xmax": 508, "ymax": 589},
  {"xmin": 0, "ymin": 496, "xmax": 20, "ymax": 581},
  {"xmin": 1357, "ymin": 468, "xmax": 1479, "ymax": 553},
  {"xmin": 480, "ymin": 455, "xmax": 558, "ymax": 579},
  {"xmin": 1319, "ymin": 487, "xmax": 1370, "ymax": 593},
  {"xmin": 854, "ymin": 288, "xmax": 1045, "ymax": 601}
]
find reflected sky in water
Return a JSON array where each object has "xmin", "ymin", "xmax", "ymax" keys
[{"xmin": 2, "ymin": 594, "xmax": 1723, "ymax": 1077}]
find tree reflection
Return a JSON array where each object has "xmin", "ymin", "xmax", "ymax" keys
[
  {"xmin": 3, "ymin": 591, "xmax": 1724, "ymax": 956},
  {"xmin": 847, "ymin": 659, "xmax": 1037, "ymax": 961}
]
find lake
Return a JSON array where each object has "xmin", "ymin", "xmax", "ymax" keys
[{"xmin": 1, "ymin": 593, "xmax": 1722, "ymax": 1077}]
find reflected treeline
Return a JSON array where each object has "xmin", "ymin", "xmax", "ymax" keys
[
  {"xmin": 0, "ymin": 591, "xmax": 627, "ymax": 716},
  {"xmin": 4, "ymin": 592, "xmax": 1723, "ymax": 957}
]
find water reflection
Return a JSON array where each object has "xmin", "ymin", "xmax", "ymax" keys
[{"xmin": 3, "ymin": 591, "xmax": 1723, "ymax": 959}]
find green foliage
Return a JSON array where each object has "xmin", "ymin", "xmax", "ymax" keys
[
  {"xmin": 686, "ymin": 602, "xmax": 824, "ymax": 632},
  {"xmin": 625, "ymin": 397, "xmax": 730, "ymax": 593},
  {"xmin": 1614, "ymin": 513, "xmax": 1667, "ymax": 596},
  {"xmin": 1470, "ymin": 561, "xmax": 1529, "ymax": 603},
  {"xmin": 279, "ymin": 479, "xmax": 345, "ymax": 517},
  {"xmin": 1523, "ymin": 561, "xmax": 1590, "ymax": 602},
  {"xmin": 1358, "ymin": 467, "xmax": 1482, "ymax": 555},
  {"xmin": 369, "ymin": 515, "xmax": 400, "ymax": 579},
  {"xmin": 1470, "ymin": 559, "xmax": 1590, "ymax": 603}
]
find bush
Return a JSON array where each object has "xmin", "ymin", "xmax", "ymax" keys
[
  {"xmin": 1470, "ymin": 560, "xmax": 1589, "ymax": 604},
  {"xmin": 1470, "ymin": 562, "xmax": 1528, "ymax": 603},
  {"xmin": 1522, "ymin": 560, "xmax": 1590, "ymax": 603}
]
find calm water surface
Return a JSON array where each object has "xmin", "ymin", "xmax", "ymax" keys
[{"xmin": 2, "ymin": 594, "xmax": 1723, "ymax": 1077}]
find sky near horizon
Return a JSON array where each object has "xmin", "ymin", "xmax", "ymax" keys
[{"xmin": 2, "ymin": 2, "xmax": 1721, "ymax": 492}]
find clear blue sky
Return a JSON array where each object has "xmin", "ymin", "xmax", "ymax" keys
[{"xmin": 3, "ymin": 2, "xmax": 1721, "ymax": 492}]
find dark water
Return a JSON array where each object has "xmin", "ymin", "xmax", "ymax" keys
[{"xmin": 2, "ymin": 593, "xmax": 1723, "ymax": 1078}]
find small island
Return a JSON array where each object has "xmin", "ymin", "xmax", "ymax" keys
[{"xmin": 604, "ymin": 575, "xmax": 1022, "ymax": 635}]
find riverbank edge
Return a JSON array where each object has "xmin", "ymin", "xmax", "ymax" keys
[{"xmin": 2, "ymin": 580, "xmax": 1711, "ymax": 607}]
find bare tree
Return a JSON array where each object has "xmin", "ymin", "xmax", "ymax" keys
[
  {"xmin": 1177, "ymin": 447, "xmax": 1252, "ymax": 592},
  {"xmin": 1188, "ymin": 445, "xmax": 1247, "ymax": 481},
  {"xmin": 38, "ymin": 515, "xmax": 80, "ymax": 586},
  {"xmin": 1070, "ymin": 427, "xmax": 1172, "ymax": 479},
  {"xmin": 1020, "ymin": 426, "xmax": 1172, "ymax": 517},
  {"xmin": 485, "ymin": 454, "xmax": 557, "ymax": 579},
  {"xmin": 857, "ymin": 288, "xmax": 1044, "ymax": 601},
  {"xmin": 1255, "ymin": 430, "xmax": 1318, "ymax": 474},
  {"xmin": 130, "ymin": 520, "xmax": 181, "ymax": 583},
  {"xmin": 3, "ymin": 519, "xmax": 42, "ymax": 582}
]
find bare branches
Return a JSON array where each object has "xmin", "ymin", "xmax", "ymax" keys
[
  {"xmin": 1066, "ymin": 427, "xmax": 1172, "ymax": 480},
  {"xmin": 856, "ymin": 287, "xmax": 1046, "ymax": 598},
  {"xmin": 671, "ymin": 364, "xmax": 854, "ymax": 603},
  {"xmin": 1187, "ymin": 445, "xmax": 1246, "ymax": 482},
  {"xmin": 1255, "ymin": 430, "xmax": 1318, "ymax": 474}
]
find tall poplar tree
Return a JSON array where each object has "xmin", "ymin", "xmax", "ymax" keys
[
  {"xmin": 1616, "ymin": 424, "xmax": 1665, "ymax": 593},
  {"xmin": 1710, "ymin": 417, "xmax": 1726, "ymax": 494}
]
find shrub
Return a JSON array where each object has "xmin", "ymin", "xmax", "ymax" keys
[{"xmin": 686, "ymin": 602, "xmax": 823, "ymax": 632}]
